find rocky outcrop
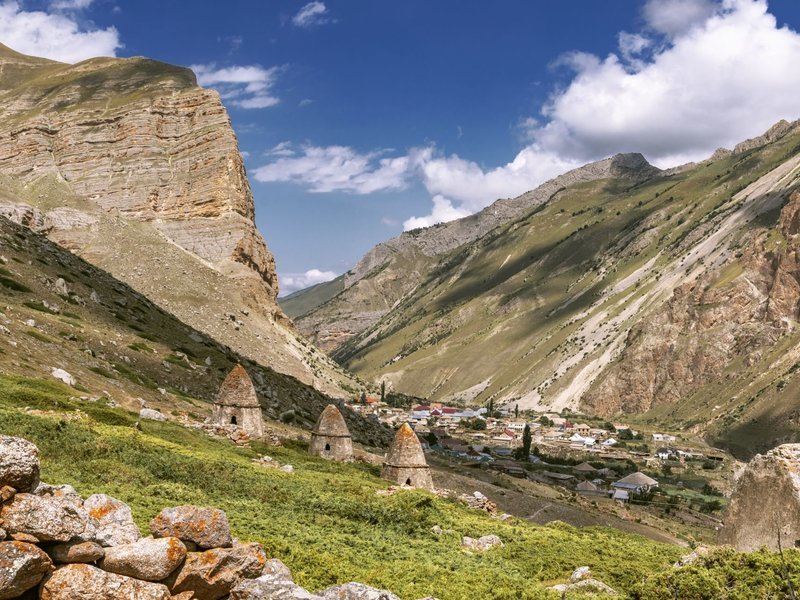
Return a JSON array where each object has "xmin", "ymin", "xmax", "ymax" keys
[
  {"xmin": 584, "ymin": 191, "xmax": 800, "ymax": 416},
  {"xmin": 719, "ymin": 444, "xmax": 800, "ymax": 551},
  {"xmin": 0, "ymin": 44, "xmax": 364, "ymax": 401},
  {"xmin": 0, "ymin": 52, "xmax": 278, "ymax": 306}
]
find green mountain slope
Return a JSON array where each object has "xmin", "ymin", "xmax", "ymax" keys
[
  {"xmin": 293, "ymin": 121, "xmax": 800, "ymax": 456},
  {"xmin": 0, "ymin": 215, "xmax": 388, "ymax": 445},
  {"xmin": 279, "ymin": 275, "xmax": 345, "ymax": 320}
]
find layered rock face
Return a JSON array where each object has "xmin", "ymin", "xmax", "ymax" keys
[
  {"xmin": 584, "ymin": 190, "xmax": 800, "ymax": 415},
  {"xmin": 719, "ymin": 444, "xmax": 800, "ymax": 551},
  {"xmin": 0, "ymin": 44, "xmax": 357, "ymax": 396},
  {"xmin": 0, "ymin": 46, "xmax": 276, "ymax": 305}
]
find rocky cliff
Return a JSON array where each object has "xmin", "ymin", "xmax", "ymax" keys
[{"xmin": 0, "ymin": 44, "xmax": 357, "ymax": 397}]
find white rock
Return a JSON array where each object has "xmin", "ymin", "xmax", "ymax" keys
[
  {"xmin": 139, "ymin": 408, "xmax": 167, "ymax": 422},
  {"xmin": 570, "ymin": 566, "xmax": 592, "ymax": 583},
  {"xmin": 280, "ymin": 465, "xmax": 294, "ymax": 474},
  {"xmin": 51, "ymin": 369, "xmax": 75, "ymax": 386}
]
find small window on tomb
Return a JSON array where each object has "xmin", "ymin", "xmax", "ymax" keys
[
  {"xmin": 405, "ymin": 478, "xmax": 412, "ymax": 485},
  {"xmin": 324, "ymin": 443, "xmax": 330, "ymax": 451},
  {"xmin": 230, "ymin": 416, "xmax": 237, "ymax": 425}
]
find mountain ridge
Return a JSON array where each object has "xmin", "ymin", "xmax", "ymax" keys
[{"xmin": 0, "ymin": 45, "xmax": 360, "ymax": 399}]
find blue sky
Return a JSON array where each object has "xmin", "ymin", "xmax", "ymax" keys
[{"xmin": 3, "ymin": 1, "xmax": 800, "ymax": 294}]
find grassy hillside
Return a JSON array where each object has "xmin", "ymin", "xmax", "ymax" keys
[
  {"xmin": 0, "ymin": 373, "xmax": 676, "ymax": 598},
  {"xmin": 280, "ymin": 275, "xmax": 345, "ymax": 319},
  {"xmin": 321, "ymin": 124, "xmax": 800, "ymax": 448},
  {"xmin": 0, "ymin": 215, "xmax": 388, "ymax": 445},
  {"xmin": 3, "ymin": 373, "xmax": 799, "ymax": 599}
]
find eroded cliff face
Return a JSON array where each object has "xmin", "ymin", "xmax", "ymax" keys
[
  {"xmin": 0, "ymin": 45, "xmax": 356, "ymax": 397},
  {"xmin": 584, "ymin": 191, "xmax": 800, "ymax": 416},
  {"xmin": 0, "ymin": 48, "xmax": 277, "ymax": 309}
]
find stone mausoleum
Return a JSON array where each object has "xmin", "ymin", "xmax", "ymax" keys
[
  {"xmin": 212, "ymin": 364, "xmax": 264, "ymax": 439},
  {"xmin": 309, "ymin": 404, "xmax": 353, "ymax": 461},
  {"xmin": 381, "ymin": 422, "xmax": 434, "ymax": 491}
]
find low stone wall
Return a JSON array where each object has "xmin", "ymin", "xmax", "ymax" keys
[{"xmin": 0, "ymin": 435, "xmax": 407, "ymax": 599}]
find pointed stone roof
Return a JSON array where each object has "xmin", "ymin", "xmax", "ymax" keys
[
  {"xmin": 313, "ymin": 404, "xmax": 351, "ymax": 438},
  {"xmin": 384, "ymin": 423, "xmax": 427, "ymax": 468},
  {"xmin": 216, "ymin": 364, "xmax": 260, "ymax": 408}
]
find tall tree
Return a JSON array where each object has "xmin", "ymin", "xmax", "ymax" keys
[
  {"xmin": 380, "ymin": 381, "xmax": 386, "ymax": 402},
  {"xmin": 522, "ymin": 424, "xmax": 532, "ymax": 458},
  {"xmin": 514, "ymin": 404, "xmax": 519, "ymax": 418}
]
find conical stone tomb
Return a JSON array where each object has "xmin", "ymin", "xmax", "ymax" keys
[
  {"xmin": 309, "ymin": 404, "xmax": 353, "ymax": 461},
  {"xmin": 381, "ymin": 423, "xmax": 434, "ymax": 491},
  {"xmin": 212, "ymin": 364, "xmax": 265, "ymax": 438}
]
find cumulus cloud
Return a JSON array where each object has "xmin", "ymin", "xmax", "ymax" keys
[
  {"xmin": 532, "ymin": 0, "xmax": 800, "ymax": 166},
  {"xmin": 191, "ymin": 64, "xmax": 281, "ymax": 109},
  {"xmin": 292, "ymin": 1, "xmax": 332, "ymax": 28},
  {"xmin": 0, "ymin": 1, "xmax": 120, "ymax": 63},
  {"xmin": 49, "ymin": 0, "xmax": 95, "ymax": 10},
  {"xmin": 643, "ymin": 0, "xmax": 716, "ymax": 37},
  {"xmin": 260, "ymin": 0, "xmax": 800, "ymax": 230},
  {"xmin": 279, "ymin": 269, "xmax": 338, "ymax": 295},
  {"xmin": 254, "ymin": 145, "xmax": 433, "ymax": 194}
]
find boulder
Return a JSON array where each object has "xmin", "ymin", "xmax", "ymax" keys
[
  {"xmin": 460, "ymin": 534, "xmax": 503, "ymax": 552},
  {"xmin": 569, "ymin": 566, "xmax": 592, "ymax": 583},
  {"xmin": 0, "ymin": 493, "xmax": 90, "ymax": 542},
  {"xmin": 49, "ymin": 540, "xmax": 105, "ymax": 564},
  {"xmin": 549, "ymin": 578, "xmax": 618, "ymax": 597},
  {"xmin": 39, "ymin": 563, "xmax": 170, "ymax": 599},
  {"xmin": 719, "ymin": 444, "xmax": 800, "ymax": 551},
  {"xmin": 320, "ymin": 582, "xmax": 401, "ymax": 599},
  {"xmin": 139, "ymin": 408, "xmax": 168, "ymax": 422},
  {"xmin": 34, "ymin": 483, "xmax": 83, "ymax": 506},
  {"xmin": 231, "ymin": 573, "xmax": 322, "ymax": 599},
  {"xmin": 262, "ymin": 558, "xmax": 293, "ymax": 580},
  {"xmin": 0, "ymin": 435, "xmax": 40, "ymax": 492},
  {"xmin": 51, "ymin": 368, "xmax": 76, "ymax": 386},
  {"xmin": 164, "ymin": 542, "xmax": 266, "ymax": 599},
  {"xmin": 150, "ymin": 505, "xmax": 232, "ymax": 549},
  {"xmin": 83, "ymin": 494, "xmax": 140, "ymax": 547},
  {"xmin": 0, "ymin": 541, "xmax": 53, "ymax": 600},
  {"xmin": 100, "ymin": 536, "xmax": 186, "ymax": 581}
]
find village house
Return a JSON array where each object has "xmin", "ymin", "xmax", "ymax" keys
[
  {"xmin": 611, "ymin": 472, "xmax": 659, "ymax": 495},
  {"xmin": 573, "ymin": 423, "xmax": 591, "ymax": 436},
  {"xmin": 653, "ymin": 433, "xmax": 677, "ymax": 443},
  {"xmin": 656, "ymin": 447, "xmax": 680, "ymax": 461}
]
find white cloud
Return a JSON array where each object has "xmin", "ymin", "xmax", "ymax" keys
[
  {"xmin": 292, "ymin": 1, "xmax": 331, "ymax": 28},
  {"xmin": 403, "ymin": 195, "xmax": 471, "ymax": 230},
  {"xmin": 279, "ymin": 269, "xmax": 337, "ymax": 296},
  {"xmin": 260, "ymin": 0, "xmax": 800, "ymax": 231},
  {"xmin": 191, "ymin": 63, "xmax": 280, "ymax": 109},
  {"xmin": 49, "ymin": 0, "xmax": 94, "ymax": 10},
  {"xmin": 0, "ymin": 1, "xmax": 120, "ymax": 63},
  {"xmin": 643, "ymin": 0, "xmax": 716, "ymax": 37},
  {"xmin": 267, "ymin": 141, "xmax": 294, "ymax": 157},
  {"xmin": 532, "ymin": 0, "xmax": 800, "ymax": 166},
  {"xmin": 254, "ymin": 145, "xmax": 432, "ymax": 194}
]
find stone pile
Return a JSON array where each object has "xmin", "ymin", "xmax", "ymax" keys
[{"xmin": 0, "ymin": 435, "xmax": 421, "ymax": 600}]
